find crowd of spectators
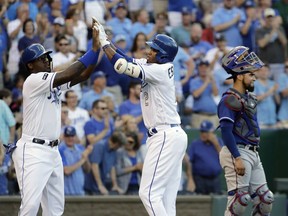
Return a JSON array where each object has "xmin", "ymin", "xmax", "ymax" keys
[{"xmin": 1, "ymin": 0, "xmax": 288, "ymax": 197}]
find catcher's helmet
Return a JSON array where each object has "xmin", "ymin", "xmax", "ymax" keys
[
  {"xmin": 221, "ymin": 46, "xmax": 264, "ymax": 79},
  {"xmin": 21, "ymin": 43, "xmax": 52, "ymax": 64},
  {"xmin": 146, "ymin": 34, "xmax": 178, "ymax": 63}
]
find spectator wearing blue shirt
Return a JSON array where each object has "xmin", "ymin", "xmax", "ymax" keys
[
  {"xmin": 116, "ymin": 131, "xmax": 144, "ymax": 195},
  {"xmin": 119, "ymin": 81, "xmax": 147, "ymax": 144},
  {"xmin": 170, "ymin": 7, "xmax": 194, "ymax": 46},
  {"xmin": 211, "ymin": 0, "xmax": 243, "ymax": 47},
  {"xmin": 239, "ymin": 1, "xmax": 261, "ymax": 52},
  {"xmin": 277, "ymin": 61, "xmax": 288, "ymax": 128},
  {"xmin": 0, "ymin": 16, "xmax": 8, "ymax": 90},
  {"xmin": 187, "ymin": 120, "xmax": 223, "ymax": 195},
  {"xmin": 130, "ymin": 9, "xmax": 154, "ymax": 40},
  {"xmin": 254, "ymin": 65, "xmax": 280, "ymax": 128},
  {"xmin": 106, "ymin": 3, "xmax": 132, "ymax": 51},
  {"xmin": 167, "ymin": 1, "xmax": 196, "ymax": 27},
  {"xmin": 84, "ymin": 130, "xmax": 126, "ymax": 195},
  {"xmin": 84, "ymin": 99, "xmax": 114, "ymax": 147},
  {"xmin": 79, "ymin": 71, "xmax": 115, "ymax": 112},
  {"xmin": 0, "ymin": 98, "xmax": 16, "ymax": 145},
  {"xmin": 189, "ymin": 60, "xmax": 219, "ymax": 128},
  {"xmin": 0, "ymin": 144, "xmax": 11, "ymax": 195},
  {"xmin": 188, "ymin": 23, "xmax": 214, "ymax": 67},
  {"xmin": 59, "ymin": 126, "xmax": 93, "ymax": 196},
  {"xmin": 6, "ymin": 0, "xmax": 39, "ymax": 21}
]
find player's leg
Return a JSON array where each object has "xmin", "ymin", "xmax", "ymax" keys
[
  {"xmin": 162, "ymin": 129, "xmax": 187, "ymax": 216},
  {"xmin": 40, "ymin": 149, "xmax": 64, "ymax": 216},
  {"xmin": 220, "ymin": 147, "xmax": 252, "ymax": 216},
  {"xmin": 139, "ymin": 128, "xmax": 187, "ymax": 216},
  {"xmin": 250, "ymin": 154, "xmax": 274, "ymax": 216},
  {"xmin": 12, "ymin": 142, "xmax": 52, "ymax": 216}
]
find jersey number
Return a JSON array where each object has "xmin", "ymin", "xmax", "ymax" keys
[{"xmin": 168, "ymin": 67, "xmax": 174, "ymax": 79}]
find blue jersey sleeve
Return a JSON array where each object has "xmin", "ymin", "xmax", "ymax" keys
[{"xmin": 218, "ymin": 96, "xmax": 241, "ymax": 158}]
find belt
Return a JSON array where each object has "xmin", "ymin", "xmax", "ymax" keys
[
  {"xmin": 32, "ymin": 138, "xmax": 59, "ymax": 147},
  {"xmin": 237, "ymin": 144, "xmax": 259, "ymax": 152},
  {"xmin": 147, "ymin": 124, "xmax": 179, "ymax": 137}
]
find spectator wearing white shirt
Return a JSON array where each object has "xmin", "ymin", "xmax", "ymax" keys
[
  {"xmin": 65, "ymin": 90, "xmax": 90, "ymax": 145},
  {"xmin": 52, "ymin": 34, "xmax": 82, "ymax": 100}
]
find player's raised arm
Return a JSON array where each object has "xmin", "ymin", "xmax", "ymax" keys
[
  {"xmin": 93, "ymin": 18, "xmax": 142, "ymax": 79},
  {"xmin": 54, "ymin": 17, "xmax": 101, "ymax": 87},
  {"xmin": 21, "ymin": 18, "xmax": 101, "ymax": 89}
]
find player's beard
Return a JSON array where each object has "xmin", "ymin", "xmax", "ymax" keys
[{"xmin": 243, "ymin": 80, "xmax": 254, "ymax": 92}]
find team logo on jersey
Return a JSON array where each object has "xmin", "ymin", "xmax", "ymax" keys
[
  {"xmin": 47, "ymin": 87, "xmax": 61, "ymax": 104},
  {"xmin": 42, "ymin": 73, "xmax": 48, "ymax": 80}
]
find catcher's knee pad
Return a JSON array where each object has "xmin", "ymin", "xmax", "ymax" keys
[
  {"xmin": 229, "ymin": 188, "xmax": 251, "ymax": 215},
  {"xmin": 252, "ymin": 184, "xmax": 274, "ymax": 215}
]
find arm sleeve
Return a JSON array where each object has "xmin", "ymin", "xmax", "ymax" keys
[
  {"xmin": 220, "ymin": 120, "xmax": 241, "ymax": 158},
  {"xmin": 115, "ymin": 48, "xmax": 133, "ymax": 62}
]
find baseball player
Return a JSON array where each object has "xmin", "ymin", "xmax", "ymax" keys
[
  {"xmin": 94, "ymin": 20, "xmax": 188, "ymax": 216},
  {"xmin": 218, "ymin": 46, "xmax": 274, "ymax": 215},
  {"xmin": 11, "ymin": 20, "xmax": 101, "ymax": 216}
]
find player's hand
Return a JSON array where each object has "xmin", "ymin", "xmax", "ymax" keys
[
  {"xmin": 234, "ymin": 157, "xmax": 245, "ymax": 176},
  {"xmin": 91, "ymin": 18, "xmax": 100, "ymax": 51},
  {"xmin": 92, "ymin": 16, "xmax": 110, "ymax": 47},
  {"xmin": 99, "ymin": 185, "xmax": 109, "ymax": 195}
]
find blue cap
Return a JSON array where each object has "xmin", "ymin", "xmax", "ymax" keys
[
  {"xmin": 214, "ymin": 33, "xmax": 226, "ymax": 42},
  {"xmin": 91, "ymin": 71, "xmax": 106, "ymax": 83},
  {"xmin": 200, "ymin": 120, "xmax": 214, "ymax": 132},
  {"xmin": 244, "ymin": 0, "xmax": 255, "ymax": 8},
  {"xmin": 199, "ymin": 59, "xmax": 209, "ymax": 66},
  {"xmin": 64, "ymin": 126, "xmax": 76, "ymax": 136},
  {"xmin": 181, "ymin": 7, "xmax": 192, "ymax": 15},
  {"xmin": 116, "ymin": 2, "xmax": 126, "ymax": 9}
]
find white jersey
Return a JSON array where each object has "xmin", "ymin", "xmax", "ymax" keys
[
  {"xmin": 134, "ymin": 58, "xmax": 181, "ymax": 129},
  {"xmin": 68, "ymin": 107, "xmax": 90, "ymax": 139},
  {"xmin": 22, "ymin": 72, "xmax": 70, "ymax": 140}
]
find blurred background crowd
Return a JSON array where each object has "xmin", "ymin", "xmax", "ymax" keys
[{"xmin": 1, "ymin": 0, "xmax": 288, "ymax": 197}]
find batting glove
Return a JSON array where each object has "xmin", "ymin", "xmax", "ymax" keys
[
  {"xmin": 3, "ymin": 143, "xmax": 17, "ymax": 154},
  {"xmin": 94, "ymin": 21, "xmax": 110, "ymax": 47}
]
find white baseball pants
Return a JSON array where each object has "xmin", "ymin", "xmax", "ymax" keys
[
  {"xmin": 139, "ymin": 126, "xmax": 187, "ymax": 216},
  {"xmin": 12, "ymin": 139, "xmax": 64, "ymax": 216}
]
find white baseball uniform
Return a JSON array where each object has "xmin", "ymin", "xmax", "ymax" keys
[
  {"xmin": 136, "ymin": 59, "xmax": 188, "ymax": 216},
  {"xmin": 12, "ymin": 72, "xmax": 70, "ymax": 216}
]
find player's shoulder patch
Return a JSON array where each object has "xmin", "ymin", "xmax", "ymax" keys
[
  {"xmin": 42, "ymin": 73, "xmax": 49, "ymax": 80},
  {"xmin": 224, "ymin": 94, "xmax": 243, "ymax": 111}
]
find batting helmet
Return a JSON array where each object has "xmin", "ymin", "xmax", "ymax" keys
[
  {"xmin": 222, "ymin": 46, "xmax": 264, "ymax": 79},
  {"xmin": 146, "ymin": 34, "xmax": 178, "ymax": 63},
  {"xmin": 21, "ymin": 43, "xmax": 52, "ymax": 64}
]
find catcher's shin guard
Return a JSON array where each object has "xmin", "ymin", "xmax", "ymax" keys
[
  {"xmin": 228, "ymin": 188, "xmax": 251, "ymax": 215},
  {"xmin": 252, "ymin": 184, "xmax": 274, "ymax": 215}
]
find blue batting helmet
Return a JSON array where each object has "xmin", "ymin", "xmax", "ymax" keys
[
  {"xmin": 21, "ymin": 43, "xmax": 52, "ymax": 64},
  {"xmin": 146, "ymin": 34, "xmax": 178, "ymax": 63},
  {"xmin": 221, "ymin": 46, "xmax": 264, "ymax": 79}
]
